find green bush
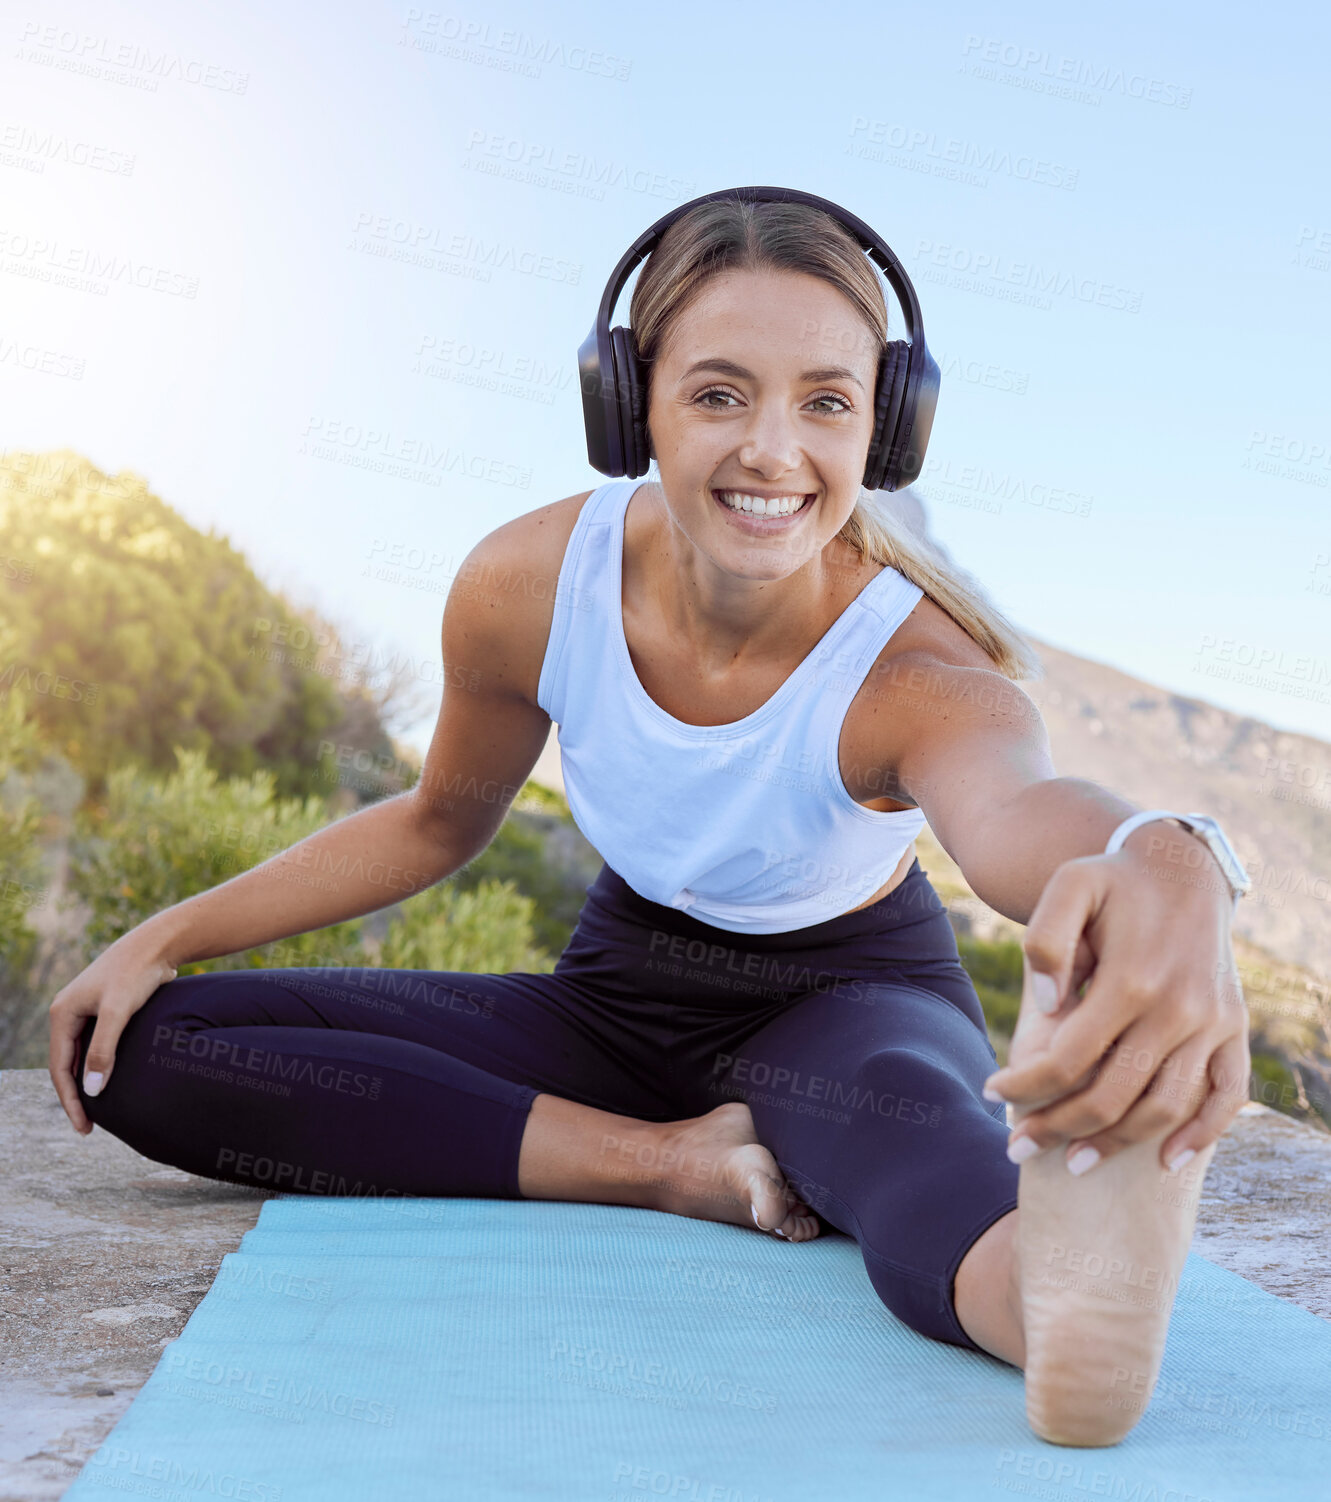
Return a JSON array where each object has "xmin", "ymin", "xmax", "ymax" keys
[
  {"xmin": 451, "ymin": 814, "xmax": 582, "ymax": 957},
  {"xmin": 64, "ymin": 745, "xmax": 367, "ymax": 974},
  {"xmin": 376, "ymin": 876, "xmax": 552, "ymax": 975},
  {"xmin": 0, "ymin": 686, "xmax": 52, "ymax": 1062},
  {"xmin": 0, "ymin": 686, "xmax": 47, "ymax": 975},
  {"xmin": 957, "ymin": 934, "xmax": 1024, "ymax": 1038},
  {"xmin": 62, "ymin": 745, "xmax": 557, "ymax": 984},
  {"xmin": 0, "ymin": 450, "xmax": 367, "ymax": 801},
  {"xmin": 957, "ymin": 937, "xmax": 1327, "ymax": 1129},
  {"xmin": 1249, "ymin": 1050, "xmax": 1302, "ymax": 1115},
  {"xmin": 396, "ymin": 771, "xmax": 595, "ymax": 957}
]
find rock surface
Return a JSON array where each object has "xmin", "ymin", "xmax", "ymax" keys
[
  {"xmin": 2, "ymin": 1070, "xmax": 1329, "ymax": 1501},
  {"xmin": 1, "ymin": 1070, "xmax": 273, "ymax": 1502}
]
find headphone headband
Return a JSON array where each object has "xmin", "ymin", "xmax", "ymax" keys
[
  {"xmin": 578, "ymin": 184, "xmax": 940, "ymax": 490},
  {"xmin": 592, "ymin": 184, "xmax": 928, "ymax": 352}
]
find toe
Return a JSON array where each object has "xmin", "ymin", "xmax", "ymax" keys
[
  {"xmin": 774, "ymin": 1194, "xmax": 821, "ymax": 1243},
  {"xmin": 748, "ymin": 1169, "xmax": 796, "ymax": 1236}
]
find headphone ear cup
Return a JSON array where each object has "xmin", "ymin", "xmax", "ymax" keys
[
  {"xmin": 624, "ymin": 329, "xmax": 650, "ymax": 477},
  {"xmin": 609, "ymin": 327, "xmax": 647, "ymax": 478},
  {"xmin": 636, "ymin": 348, "xmax": 654, "ymax": 465},
  {"xmin": 864, "ymin": 342, "xmax": 906, "ymax": 492},
  {"xmin": 607, "ymin": 326, "xmax": 631, "ymax": 476}
]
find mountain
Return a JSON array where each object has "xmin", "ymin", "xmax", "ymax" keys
[{"xmin": 1020, "ymin": 635, "xmax": 1330, "ymax": 983}]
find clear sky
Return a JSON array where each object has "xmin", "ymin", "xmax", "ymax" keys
[{"xmin": 3, "ymin": 0, "xmax": 1328, "ymax": 754}]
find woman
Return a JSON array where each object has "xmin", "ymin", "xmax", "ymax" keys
[{"xmin": 49, "ymin": 193, "xmax": 1249, "ymax": 1448}]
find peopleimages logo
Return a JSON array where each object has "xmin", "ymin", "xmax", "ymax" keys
[
  {"xmin": 83, "ymin": 1446, "xmax": 282, "ymax": 1499},
  {"xmin": 960, "ymin": 35, "xmax": 1193, "ymax": 109},
  {"xmin": 348, "ymin": 211, "xmax": 582, "ymax": 284},
  {"xmin": 912, "ymin": 238, "xmax": 1141, "ymax": 314},
  {"xmin": 16, "ymin": 21, "xmax": 250, "ymax": 93},
  {"xmin": 547, "ymin": 1339, "xmax": 778, "ymax": 1413},
  {"xmin": 0, "ymin": 121, "xmax": 136, "ymax": 175},
  {"xmin": 0, "ymin": 335, "xmax": 86, "ymax": 379},
  {"xmin": 399, "ymin": 10, "xmax": 632, "ymax": 81},
  {"xmin": 161, "ymin": 1348, "xmax": 397, "ymax": 1425},
  {"xmin": 0, "ymin": 227, "xmax": 199, "ymax": 298},
  {"xmin": 848, "ymin": 116, "xmax": 1079, "ymax": 190},
  {"xmin": 462, "ymin": 129, "xmax": 694, "ymax": 201}
]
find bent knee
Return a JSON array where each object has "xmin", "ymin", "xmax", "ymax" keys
[
  {"xmin": 75, "ymin": 980, "xmax": 194, "ymax": 1130},
  {"xmin": 81, "ymin": 973, "xmax": 225, "ymax": 1080},
  {"xmin": 860, "ymin": 1245, "xmax": 977, "ymax": 1350},
  {"xmin": 846, "ymin": 1040, "xmax": 1000, "ymax": 1135}
]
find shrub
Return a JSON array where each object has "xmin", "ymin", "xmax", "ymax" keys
[
  {"xmin": 62, "ymin": 746, "xmax": 555, "ymax": 985},
  {"xmin": 0, "ymin": 451, "xmax": 352, "ymax": 800},
  {"xmin": 64, "ymin": 745, "xmax": 366, "ymax": 974},
  {"xmin": 451, "ymin": 814, "xmax": 583, "ymax": 957},
  {"xmin": 957, "ymin": 934, "xmax": 1024, "ymax": 1038},
  {"xmin": 1249, "ymin": 1050, "xmax": 1303, "ymax": 1116},
  {"xmin": 0, "ymin": 686, "xmax": 53, "ymax": 1061},
  {"xmin": 376, "ymin": 876, "xmax": 552, "ymax": 975}
]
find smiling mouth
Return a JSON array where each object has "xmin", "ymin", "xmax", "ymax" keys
[{"xmin": 712, "ymin": 489, "xmax": 815, "ymax": 521}]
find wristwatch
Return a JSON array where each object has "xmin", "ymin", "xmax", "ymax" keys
[{"xmin": 1104, "ymin": 809, "xmax": 1252, "ymax": 910}]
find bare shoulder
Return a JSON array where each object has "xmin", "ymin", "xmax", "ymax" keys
[
  {"xmin": 872, "ymin": 590, "xmax": 1034, "ymax": 702},
  {"xmin": 462, "ymin": 490, "xmax": 594, "ymax": 586},
  {"xmin": 840, "ymin": 589, "xmax": 1045, "ymax": 807},
  {"xmin": 442, "ymin": 490, "xmax": 596, "ymax": 707},
  {"xmin": 886, "ymin": 590, "xmax": 998, "ymax": 673}
]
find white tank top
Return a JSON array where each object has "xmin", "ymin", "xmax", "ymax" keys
[{"xmin": 537, "ymin": 479, "xmax": 928, "ymax": 933}]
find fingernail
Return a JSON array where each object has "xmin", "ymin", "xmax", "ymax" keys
[
  {"xmin": 1006, "ymin": 1135, "xmax": 1041, "ymax": 1165},
  {"xmin": 982, "ymin": 1079, "xmax": 1006, "ymax": 1102},
  {"xmin": 1032, "ymin": 971, "xmax": 1059, "ymax": 1014},
  {"xmin": 750, "ymin": 1205, "xmax": 765, "ymax": 1231},
  {"xmin": 1067, "ymin": 1146, "xmax": 1101, "ymax": 1176},
  {"xmin": 1168, "ymin": 1148, "xmax": 1196, "ymax": 1175},
  {"xmin": 773, "ymin": 1226, "xmax": 788, "ymax": 1240},
  {"xmin": 83, "ymin": 1072, "xmax": 103, "ymax": 1097}
]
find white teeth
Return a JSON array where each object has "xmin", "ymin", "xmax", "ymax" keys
[{"xmin": 716, "ymin": 491, "xmax": 808, "ymax": 517}]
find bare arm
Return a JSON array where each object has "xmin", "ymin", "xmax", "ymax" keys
[
  {"xmin": 135, "ymin": 526, "xmax": 557, "ymax": 966},
  {"xmin": 48, "ymin": 513, "xmax": 561, "ymax": 1128},
  {"xmin": 884, "ymin": 656, "xmax": 1153, "ymax": 923},
  {"xmin": 884, "ymin": 648, "xmax": 1245, "ymax": 1172},
  {"xmin": 137, "ymin": 791, "xmax": 480, "ymax": 967}
]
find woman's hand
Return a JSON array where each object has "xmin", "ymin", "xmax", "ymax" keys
[
  {"xmin": 48, "ymin": 936, "xmax": 180, "ymax": 1135},
  {"xmin": 981, "ymin": 838, "xmax": 1250, "ymax": 1176}
]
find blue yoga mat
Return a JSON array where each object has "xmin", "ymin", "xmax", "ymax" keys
[{"xmin": 65, "ymin": 1196, "xmax": 1331, "ymax": 1500}]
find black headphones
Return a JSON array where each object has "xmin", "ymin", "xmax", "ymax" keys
[{"xmin": 576, "ymin": 184, "xmax": 940, "ymax": 492}]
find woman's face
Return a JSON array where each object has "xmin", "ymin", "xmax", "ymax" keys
[{"xmin": 645, "ymin": 266, "xmax": 880, "ymax": 579}]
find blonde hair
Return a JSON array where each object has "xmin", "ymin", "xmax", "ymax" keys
[{"xmin": 628, "ymin": 195, "xmax": 1044, "ymax": 683}]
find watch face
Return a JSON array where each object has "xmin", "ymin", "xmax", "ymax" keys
[{"xmin": 1183, "ymin": 814, "xmax": 1251, "ymax": 894}]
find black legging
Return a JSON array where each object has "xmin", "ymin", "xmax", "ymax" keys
[{"xmin": 76, "ymin": 857, "xmax": 1018, "ymax": 1351}]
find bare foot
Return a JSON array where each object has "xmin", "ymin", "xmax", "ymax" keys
[
  {"xmin": 652, "ymin": 1102, "xmax": 821, "ymax": 1243},
  {"xmin": 1009, "ymin": 999, "xmax": 1214, "ymax": 1445}
]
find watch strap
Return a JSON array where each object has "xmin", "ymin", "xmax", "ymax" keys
[{"xmin": 1104, "ymin": 809, "xmax": 1249, "ymax": 909}]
